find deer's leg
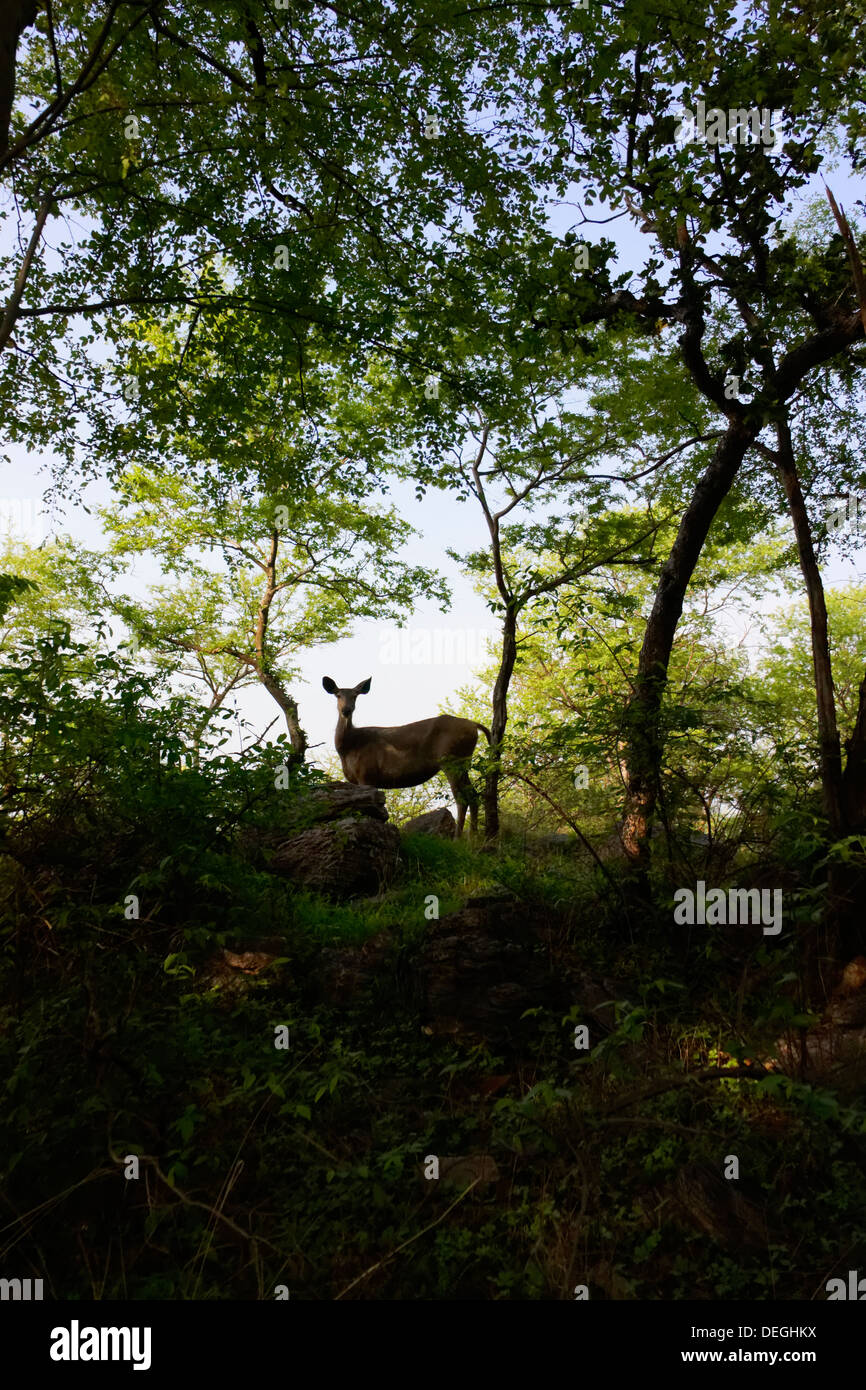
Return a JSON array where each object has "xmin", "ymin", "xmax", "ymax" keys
[
  {"xmin": 448, "ymin": 765, "xmax": 479, "ymax": 839},
  {"xmin": 459, "ymin": 766, "xmax": 480, "ymax": 839},
  {"xmin": 462, "ymin": 774, "xmax": 480, "ymax": 839},
  {"xmin": 446, "ymin": 770, "xmax": 468, "ymax": 837}
]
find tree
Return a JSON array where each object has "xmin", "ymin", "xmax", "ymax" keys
[
  {"xmin": 0, "ymin": 533, "xmax": 114, "ymax": 655},
  {"xmin": 1, "ymin": 2, "xmax": 547, "ymax": 485},
  {"xmin": 451, "ymin": 406, "xmax": 664, "ymax": 839},
  {"xmin": 461, "ymin": 511, "xmax": 791, "ymax": 859},
  {"xmin": 747, "ymin": 585, "xmax": 866, "ymax": 824},
  {"xmin": 526, "ymin": 0, "xmax": 866, "ymax": 866},
  {"xmin": 102, "ymin": 464, "xmax": 447, "ymax": 761}
]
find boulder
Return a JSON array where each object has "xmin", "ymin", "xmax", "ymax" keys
[
  {"xmin": 197, "ymin": 941, "xmax": 287, "ymax": 1005},
  {"xmin": 268, "ymin": 816, "xmax": 401, "ymax": 900},
  {"xmin": 402, "ymin": 807, "xmax": 457, "ymax": 839},
  {"xmin": 302, "ymin": 782, "xmax": 388, "ymax": 823},
  {"xmin": 237, "ymin": 781, "xmax": 397, "ymax": 899},
  {"xmin": 315, "ymin": 929, "xmax": 395, "ymax": 1004},
  {"xmin": 535, "ymin": 833, "xmax": 579, "ymax": 853},
  {"xmin": 416, "ymin": 897, "xmax": 569, "ymax": 1038},
  {"xmin": 238, "ymin": 782, "xmax": 388, "ymax": 854}
]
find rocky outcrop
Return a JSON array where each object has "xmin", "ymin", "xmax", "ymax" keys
[
  {"xmin": 269, "ymin": 816, "xmax": 401, "ymax": 900},
  {"xmin": 238, "ymin": 781, "xmax": 399, "ymax": 900},
  {"xmin": 315, "ymin": 929, "xmax": 395, "ymax": 1004},
  {"xmin": 401, "ymin": 807, "xmax": 456, "ymax": 838},
  {"xmin": 416, "ymin": 893, "xmax": 570, "ymax": 1038},
  {"xmin": 301, "ymin": 782, "xmax": 388, "ymax": 823}
]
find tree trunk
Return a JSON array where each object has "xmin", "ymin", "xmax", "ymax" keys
[
  {"xmin": 483, "ymin": 605, "xmax": 518, "ymax": 841},
  {"xmin": 842, "ymin": 670, "xmax": 866, "ymax": 832},
  {"xmin": 258, "ymin": 667, "xmax": 307, "ymax": 760},
  {"xmin": 621, "ymin": 416, "xmax": 758, "ymax": 865},
  {"xmin": 771, "ymin": 420, "xmax": 866, "ymax": 963},
  {"xmin": 831, "ymin": 669, "xmax": 866, "ymax": 959},
  {"xmin": 774, "ymin": 416, "xmax": 844, "ymax": 835},
  {"xmin": 253, "ymin": 528, "xmax": 307, "ymax": 761},
  {"xmin": 0, "ymin": 0, "xmax": 37, "ymax": 159}
]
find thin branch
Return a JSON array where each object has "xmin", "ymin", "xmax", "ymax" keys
[
  {"xmin": 335, "ymin": 1178, "xmax": 483, "ymax": 1300},
  {"xmin": 108, "ymin": 1147, "xmax": 283, "ymax": 1257},
  {"xmin": 592, "ymin": 430, "xmax": 724, "ymax": 483},
  {"xmin": 0, "ymin": 192, "xmax": 54, "ymax": 354},
  {"xmin": 825, "ymin": 184, "xmax": 866, "ymax": 338},
  {"xmin": 150, "ymin": 20, "xmax": 253, "ymax": 92},
  {"xmin": 44, "ymin": 0, "xmax": 63, "ymax": 99},
  {"xmin": 601, "ymin": 1064, "xmax": 774, "ymax": 1119},
  {"xmin": 510, "ymin": 768, "xmax": 622, "ymax": 895}
]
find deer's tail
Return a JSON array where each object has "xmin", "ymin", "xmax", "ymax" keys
[{"xmin": 475, "ymin": 722, "xmax": 492, "ymax": 743}]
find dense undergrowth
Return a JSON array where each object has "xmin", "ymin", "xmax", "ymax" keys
[{"xmin": 1, "ymin": 631, "xmax": 865, "ymax": 1300}]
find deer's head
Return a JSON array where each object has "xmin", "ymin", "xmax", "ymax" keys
[{"xmin": 322, "ymin": 676, "xmax": 372, "ymax": 720}]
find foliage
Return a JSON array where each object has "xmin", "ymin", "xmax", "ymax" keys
[
  {"xmin": 2, "ymin": 0, "xmax": 866, "ymax": 1304},
  {"xmin": 1, "ymin": 616, "xmax": 864, "ymax": 1298}
]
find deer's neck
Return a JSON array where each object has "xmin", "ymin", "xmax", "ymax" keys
[{"xmin": 335, "ymin": 713, "xmax": 357, "ymax": 754}]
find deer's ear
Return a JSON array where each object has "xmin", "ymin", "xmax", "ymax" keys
[
  {"xmin": 355, "ymin": 677, "xmax": 372, "ymax": 695},
  {"xmin": 322, "ymin": 677, "xmax": 338, "ymax": 694}
]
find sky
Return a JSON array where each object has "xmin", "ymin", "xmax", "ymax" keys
[{"xmin": 1, "ymin": 87, "xmax": 864, "ymax": 775}]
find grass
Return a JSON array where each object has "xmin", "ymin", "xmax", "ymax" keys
[{"xmin": 3, "ymin": 813, "xmax": 865, "ymax": 1300}]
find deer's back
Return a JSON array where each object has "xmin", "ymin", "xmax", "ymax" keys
[{"xmin": 340, "ymin": 714, "xmax": 480, "ymax": 788}]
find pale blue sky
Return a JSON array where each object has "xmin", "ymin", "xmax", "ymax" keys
[{"xmin": 1, "ymin": 138, "xmax": 863, "ymax": 767}]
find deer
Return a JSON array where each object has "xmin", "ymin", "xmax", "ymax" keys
[{"xmin": 322, "ymin": 677, "xmax": 490, "ymax": 837}]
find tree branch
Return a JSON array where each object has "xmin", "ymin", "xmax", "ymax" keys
[{"xmin": 0, "ymin": 192, "xmax": 54, "ymax": 355}]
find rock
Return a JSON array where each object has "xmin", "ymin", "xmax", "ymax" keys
[
  {"xmin": 535, "ymin": 833, "xmax": 579, "ymax": 853},
  {"xmin": 417, "ymin": 898, "xmax": 568, "ymax": 1038},
  {"xmin": 825, "ymin": 956, "xmax": 866, "ymax": 1027},
  {"xmin": 268, "ymin": 816, "xmax": 401, "ymax": 899},
  {"xmin": 315, "ymin": 930, "xmax": 395, "ymax": 1004},
  {"xmin": 198, "ymin": 942, "xmax": 287, "ymax": 1003},
  {"xmin": 402, "ymin": 807, "xmax": 456, "ymax": 838},
  {"xmin": 774, "ymin": 956, "xmax": 866, "ymax": 1083},
  {"xmin": 221, "ymin": 949, "xmax": 279, "ymax": 974},
  {"xmin": 238, "ymin": 782, "xmax": 388, "ymax": 858},
  {"xmin": 302, "ymin": 782, "xmax": 389, "ymax": 823},
  {"xmin": 237, "ymin": 781, "xmax": 397, "ymax": 899},
  {"xmin": 776, "ymin": 1024, "xmax": 866, "ymax": 1081},
  {"xmin": 433, "ymin": 1155, "xmax": 501, "ymax": 1188}
]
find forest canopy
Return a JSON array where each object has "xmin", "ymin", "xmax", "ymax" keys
[{"xmin": 1, "ymin": 0, "xmax": 865, "ymax": 1314}]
